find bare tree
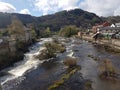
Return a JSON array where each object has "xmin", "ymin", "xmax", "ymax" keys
[{"xmin": 7, "ymin": 16, "xmax": 25, "ymax": 42}]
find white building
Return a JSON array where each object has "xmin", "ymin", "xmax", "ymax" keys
[
  {"xmin": 115, "ymin": 23, "xmax": 120, "ymax": 27},
  {"xmin": 110, "ymin": 24, "xmax": 115, "ymax": 27}
]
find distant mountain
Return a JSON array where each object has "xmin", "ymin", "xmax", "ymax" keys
[
  {"xmin": 37, "ymin": 9, "xmax": 103, "ymax": 31},
  {"xmin": 0, "ymin": 12, "xmax": 38, "ymax": 28},
  {"xmin": 0, "ymin": 9, "xmax": 105, "ymax": 31}
]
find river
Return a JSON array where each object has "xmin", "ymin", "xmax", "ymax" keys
[{"xmin": 0, "ymin": 37, "xmax": 120, "ymax": 90}]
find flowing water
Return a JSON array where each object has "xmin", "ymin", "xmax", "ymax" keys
[{"xmin": 0, "ymin": 37, "xmax": 120, "ymax": 90}]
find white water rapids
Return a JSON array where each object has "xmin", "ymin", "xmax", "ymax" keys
[{"xmin": 0, "ymin": 38, "xmax": 52, "ymax": 85}]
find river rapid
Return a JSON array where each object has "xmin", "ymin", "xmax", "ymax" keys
[{"xmin": 0, "ymin": 37, "xmax": 120, "ymax": 90}]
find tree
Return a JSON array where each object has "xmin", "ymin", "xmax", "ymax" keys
[
  {"xmin": 59, "ymin": 25, "xmax": 79, "ymax": 37},
  {"xmin": 7, "ymin": 16, "xmax": 25, "ymax": 42},
  {"xmin": 27, "ymin": 23, "xmax": 37, "ymax": 40},
  {"xmin": 31, "ymin": 29, "xmax": 37, "ymax": 41},
  {"xmin": 42, "ymin": 27, "xmax": 51, "ymax": 37}
]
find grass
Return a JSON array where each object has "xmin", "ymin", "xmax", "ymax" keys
[
  {"xmin": 84, "ymin": 80, "xmax": 92, "ymax": 90},
  {"xmin": 63, "ymin": 57, "xmax": 77, "ymax": 68},
  {"xmin": 99, "ymin": 59, "xmax": 118, "ymax": 81},
  {"xmin": 48, "ymin": 80, "xmax": 64, "ymax": 90},
  {"xmin": 87, "ymin": 54, "xmax": 99, "ymax": 61},
  {"xmin": 48, "ymin": 66, "xmax": 80, "ymax": 90},
  {"xmin": 48, "ymin": 57, "xmax": 80, "ymax": 90},
  {"xmin": 103, "ymin": 44, "xmax": 120, "ymax": 54}
]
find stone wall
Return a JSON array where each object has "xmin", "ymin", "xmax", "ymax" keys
[
  {"xmin": 0, "ymin": 39, "xmax": 16, "ymax": 56},
  {"xmin": 82, "ymin": 35, "xmax": 120, "ymax": 50},
  {"xmin": 8, "ymin": 39, "xmax": 16, "ymax": 55},
  {"xmin": 0, "ymin": 42, "xmax": 9, "ymax": 54}
]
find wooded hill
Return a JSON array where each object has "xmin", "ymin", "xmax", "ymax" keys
[
  {"xmin": 37, "ymin": 9, "xmax": 103, "ymax": 31},
  {"xmin": 0, "ymin": 9, "xmax": 119, "ymax": 31}
]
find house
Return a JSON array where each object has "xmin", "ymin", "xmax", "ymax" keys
[
  {"xmin": 99, "ymin": 26, "xmax": 120, "ymax": 33},
  {"xmin": 110, "ymin": 23, "xmax": 120, "ymax": 27},
  {"xmin": 115, "ymin": 23, "xmax": 120, "ymax": 27},
  {"xmin": 102, "ymin": 22, "xmax": 110, "ymax": 27},
  {"xmin": 92, "ymin": 22, "xmax": 110, "ymax": 33},
  {"xmin": 99, "ymin": 24, "xmax": 120, "ymax": 39},
  {"xmin": 111, "ymin": 24, "xmax": 116, "ymax": 27},
  {"xmin": 92, "ymin": 25, "xmax": 103, "ymax": 33}
]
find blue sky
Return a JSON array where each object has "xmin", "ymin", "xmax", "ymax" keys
[{"xmin": 0, "ymin": 0, "xmax": 120, "ymax": 17}]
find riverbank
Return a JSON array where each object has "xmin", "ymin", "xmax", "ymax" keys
[
  {"xmin": 0, "ymin": 42, "xmax": 35, "ymax": 71},
  {"xmin": 82, "ymin": 35, "xmax": 120, "ymax": 53}
]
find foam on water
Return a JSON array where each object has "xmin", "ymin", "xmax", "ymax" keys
[{"xmin": 0, "ymin": 38, "xmax": 52, "ymax": 85}]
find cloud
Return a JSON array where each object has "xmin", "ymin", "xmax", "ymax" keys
[
  {"xmin": 34, "ymin": 0, "xmax": 79, "ymax": 15},
  {"xmin": 1, "ymin": 0, "xmax": 119, "ymax": 17},
  {"xmin": 0, "ymin": 2, "xmax": 16, "ymax": 13},
  {"xmin": 79, "ymin": 0, "xmax": 120, "ymax": 17},
  {"xmin": 34, "ymin": 0, "xmax": 120, "ymax": 16},
  {"xmin": 114, "ymin": 6, "xmax": 120, "ymax": 16},
  {"xmin": 19, "ymin": 9, "xmax": 31, "ymax": 14}
]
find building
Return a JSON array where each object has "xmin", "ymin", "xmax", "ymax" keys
[
  {"xmin": 99, "ymin": 26, "xmax": 120, "ymax": 34},
  {"xmin": 111, "ymin": 24, "xmax": 116, "ymax": 27},
  {"xmin": 92, "ymin": 25, "xmax": 103, "ymax": 33},
  {"xmin": 115, "ymin": 23, "xmax": 120, "ymax": 27},
  {"xmin": 92, "ymin": 22, "xmax": 110, "ymax": 33},
  {"xmin": 99, "ymin": 23, "xmax": 120, "ymax": 39}
]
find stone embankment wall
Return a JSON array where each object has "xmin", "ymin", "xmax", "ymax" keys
[
  {"xmin": 0, "ymin": 39, "xmax": 16, "ymax": 56},
  {"xmin": 82, "ymin": 35, "xmax": 120, "ymax": 50},
  {"xmin": 0, "ymin": 42, "xmax": 9, "ymax": 54}
]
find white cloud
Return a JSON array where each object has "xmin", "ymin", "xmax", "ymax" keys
[
  {"xmin": 0, "ymin": 2, "xmax": 16, "ymax": 13},
  {"xmin": 114, "ymin": 6, "xmax": 120, "ymax": 16},
  {"xmin": 19, "ymin": 9, "xmax": 31, "ymax": 14},
  {"xmin": 79, "ymin": 0, "xmax": 120, "ymax": 17},
  {"xmin": 34, "ymin": 0, "xmax": 79, "ymax": 15},
  {"xmin": 34, "ymin": 0, "xmax": 120, "ymax": 16}
]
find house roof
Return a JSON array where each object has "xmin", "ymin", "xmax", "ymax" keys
[
  {"xmin": 115, "ymin": 23, "xmax": 120, "ymax": 26},
  {"xmin": 99, "ymin": 26, "xmax": 120, "ymax": 31},
  {"xmin": 102, "ymin": 22, "xmax": 110, "ymax": 27}
]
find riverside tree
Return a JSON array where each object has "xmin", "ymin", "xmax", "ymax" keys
[
  {"xmin": 59, "ymin": 25, "xmax": 79, "ymax": 37},
  {"xmin": 7, "ymin": 16, "xmax": 26, "ymax": 50},
  {"xmin": 41, "ymin": 27, "xmax": 52, "ymax": 37},
  {"xmin": 7, "ymin": 16, "xmax": 25, "ymax": 42}
]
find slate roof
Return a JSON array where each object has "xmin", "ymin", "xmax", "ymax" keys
[{"xmin": 99, "ymin": 26, "xmax": 120, "ymax": 31}]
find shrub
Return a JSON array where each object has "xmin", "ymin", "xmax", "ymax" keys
[
  {"xmin": 87, "ymin": 55, "xmax": 99, "ymax": 61},
  {"xmin": 41, "ymin": 27, "xmax": 52, "ymax": 37},
  {"xmin": 52, "ymin": 38, "xmax": 60, "ymax": 44},
  {"xmin": 48, "ymin": 66, "xmax": 78, "ymax": 90},
  {"xmin": 99, "ymin": 59, "xmax": 117, "ymax": 80},
  {"xmin": 84, "ymin": 80, "xmax": 92, "ymax": 90},
  {"xmin": 63, "ymin": 57, "xmax": 77, "ymax": 68},
  {"xmin": 36, "ymin": 40, "xmax": 66, "ymax": 60},
  {"xmin": 59, "ymin": 25, "xmax": 79, "ymax": 37}
]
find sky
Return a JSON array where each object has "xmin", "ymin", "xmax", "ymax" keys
[{"xmin": 0, "ymin": 0, "xmax": 120, "ymax": 17}]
